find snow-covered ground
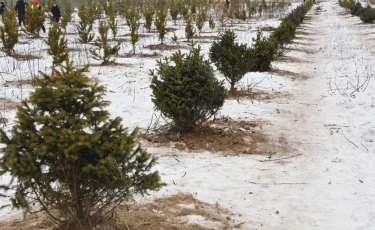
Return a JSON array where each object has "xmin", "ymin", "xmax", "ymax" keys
[{"xmin": 1, "ymin": 0, "xmax": 375, "ymax": 229}]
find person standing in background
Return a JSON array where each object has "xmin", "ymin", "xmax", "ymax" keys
[
  {"xmin": 15, "ymin": 0, "xmax": 26, "ymax": 27},
  {"xmin": 51, "ymin": 1, "xmax": 61, "ymax": 23}
]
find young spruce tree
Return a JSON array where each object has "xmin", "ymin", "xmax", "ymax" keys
[
  {"xmin": 209, "ymin": 30, "xmax": 253, "ymax": 93},
  {"xmin": 143, "ymin": 3, "xmax": 155, "ymax": 32},
  {"xmin": 150, "ymin": 44, "xmax": 227, "ymax": 132},
  {"xmin": 25, "ymin": 5, "xmax": 46, "ymax": 37},
  {"xmin": 45, "ymin": 23, "xmax": 68, "ymax": 71},
  {"xmin": 0, "ymin": 59, "xmax": 163, "ymax": 229},
  {"xmin": 77, "ymin": 3, "xmax": 95, "ymax": 44},
  {"xmin": 155, "ymin": 1, "xmax": 168, "ymax": 44},
  {"xmin": 0, "ymin": 11, "xmax": 19, "ymax": 56},
  {"xmin": 90, "ymin": 21, "xmax": 122, "ymax": 64}
]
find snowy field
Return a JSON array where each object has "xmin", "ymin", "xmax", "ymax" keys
[{"xmin": 0, "ymin": 0, "xmax": 375, "ymax": 229}]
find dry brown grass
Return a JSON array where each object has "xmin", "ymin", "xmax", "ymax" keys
[
  {"xmin": 230, "ymin": 89, "xmax": 290, "ymax": 101},
  {"xmin": 115, "ymin": 193, "xmax": 234, "ymax": 230},
  {"xmin": 146, "ymin": 44, "xmax": 187, "ymax": 51},
  {"xmin": 12, "ymin": 53, "xmax": 40, "ymax": 61},
  {"xmin": 119, "ymin": 52, "xmax": 163, "ymax": 59},
  {"xmin": 140, "ymin": 118, "xmax": 269, "ymax": 155},
  {"xmin": 90, "ymin": 62, "xmax": 134, "ymax": 67},
  {"xmin": 0, "ymin": 193, "xmax": 234, "ymax": 230},
  {"xmin": 0, "ymin": 98, "xmax": 19, "ymax": 111},
  {"xmin": 270, "ymin": 68, "xmax": 309, "ymax": 80}
]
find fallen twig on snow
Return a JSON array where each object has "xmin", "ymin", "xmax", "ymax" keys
[
  {"xmin": 342, "ymin": 130, "xmax": 358, "ymax": 148},
  {"xmin": 259, "ymin": 153, "xmax": 302, "ymax": 162}
]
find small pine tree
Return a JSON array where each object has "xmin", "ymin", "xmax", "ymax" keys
[
  {"xmin": 143, "ymin": 3, "xmax": 155, "ymax": 32},
  {"xmin": 180, "ymin": 2, "xmax": 190, "ymax": 21},
  {"xmin": 25, "ymin": 5, "xmax": 46, "ymax": 37},
  {"xmin": 61, "ymin": 1, "xmax": 73, "ymax": 32},
  {"xmin": 108, "ymin": 11, "xmax": 118, "ymax": 40},
  {"xmin": 195, "ymin": 8, "xmax": 206, "ymax": 35},
  {"xmin": 185, "ymin": 14, "xmax": 195, "ymax": 41},
  {"xmin": 209, "ymin": 15, "xmax": 215, "ymax": 31},
  {"xmin": 155, "ymin": 2, "xmax": 168, "ymax": 44},
  {"xmin": 0, "ymin": 60, "xmax": 163, "ymax": 229},
  {"xmin": 250, "ymin": 30, "xmax": 278, "ymax": 72},
  {"xmin": 125, "ymin": 7, "xmax": 141, "ymax": 32},
  {"xmin": 270, "ymin": 19, "xmax": 296, "ymax": 47},
  {"xmin": 77, "ymin": 3, "xmax": 95, "ymax": 44},
  {"xmin": 209, "ymin": 30, "xmax": 253, "ymax": 93},
  {"xmin": 45, "ymin": 23, "xmax": 68, "ymax": 71},
  {"xmin": 150, "ymin": 44, "xmax": 227, "ymax": 132},
  {"xmin": 0, "ymin": 11, "xmax": 19, "ymax": 56},
  {"xmin": 90, "ymin": 21, "xmax": 121, "ymax": 64},
  {"xmin": 169, "ymin": 0, "xmax": 179, "ymax": 25},
  {"xmin": 130, "ymin": 20, "xmax": 140, "ymax": 54}
]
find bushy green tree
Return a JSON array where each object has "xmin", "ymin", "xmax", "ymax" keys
[
  {"xmin": 270, "ymin": 19, "xmax": 296, "ymax": 47},
  {"xmin": 143, "ymin": 3, "xmax": 155, "ymax": 32},
  {"xmin": 0, "ymin": 60, "xmax": 163, "ymax": 229},
  {"xmin": 155, "ymin": 2, "xmax": 168, "ymax": 44},
  {"xmin": 185, "ymin": 14, "xmax": 195, "ymax": 41},
  {"xmin": 0, "ymin": 11, "xmax": 19, "ymax": 56},
  {"xmin": 61, "ymin": 1, "xmax": 73, "ymax": 32},
  {"xmin": 169, "ymin": 0, "xmax": 179, "ymax": 25},
  {"xmin": 195, "ymin": 7, "xmax": 206, "ymax": 35},
  {"xmin": 360, "ymin": 7, "xmax": 375, "ymax": 23},
  {"xmin": 90, "ymin": 21, "xmax": 122, "ymax": 64},
  {"xmin": 150, "ymin": 44, "xmax": 227, "ymax": 132},
  {"xmin": 351, "ymin": 2, "xmax": 364, "ymax": 16},
  {"xmin": 25, "ymin": 5, "xmax": 45, "ymax": 37},
  {"xmin": 77, "ymin": 3, "xmax": 95, "ymax": 44},
  {"xmin": 209, "ymin": 30, "xmax": 253, "ymax": 93},
  {"xmin": 130, "ymin": 18, "xmax": 140, "ymax": 54},
  {"xmin": 45, "ymin": 23, "xmax": 68, "ymax": 72},
  {"xmin": 125, "ymin": 7, "xmax": 140, "ymax": 32},
  {"xmin": 108, "ymin": 11, "xmax": 118, "ymax": 39},
  {"xmin": 250, "ymin": 30, "xmax": 278, "ymax": 72}
]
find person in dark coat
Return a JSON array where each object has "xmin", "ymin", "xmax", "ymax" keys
[
  {"xmin": 51, "ymin": 1, "xmax": 61, "ymax": 23},
  {"xmin": 15, "ymin": 0, "xmax": 26, "ymax": 27},
  {"xmin": 0, "ymin": 2, "xmax": 7, "ymax": 15}
]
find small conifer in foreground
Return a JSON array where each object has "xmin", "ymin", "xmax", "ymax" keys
[{"xmin": 0, "ymin": 59, "xmax": 163, "ymax": 229}]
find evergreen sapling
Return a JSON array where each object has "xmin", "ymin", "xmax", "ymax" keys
[
  {"xmin": 150, "ymin": 44, "xmax": 227, "ymax": 132},
  {"xmin": 0, "ymin": 59, "xmax": 163, "ymax": 229},
  {"xmin": 0, "ymin": 11, "xmax": 19, "ymax": 56}
]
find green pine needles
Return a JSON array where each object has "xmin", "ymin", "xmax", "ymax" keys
[
  {"xmin": 45, "ymin": 23, "xmax": 68, "ymax": 70},
  {"xmin": 90, "ymin": 21, "xmax": 122, "ymax": 64},
  {"xmin": 0, "ymin": 60, "xmax": 163, "ymax": 229},
  {"xmin": 77, "ymin": 3, "xmax": 95, "ymax": 44},
  {"xmin": 209, "ymin": 30, "xmax": 253, "ymax": 93},
  {"xmin": 150, "ymin": 44, "xmax": 227, "ymax": 132},
  {"xmin": 0, "ymin": 11, "xmax": 19, "ymax": 56}
]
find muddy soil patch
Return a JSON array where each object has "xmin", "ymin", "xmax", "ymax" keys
[{"xmin": 141, "ymin": 119, "xmax": 269, "ymax": 155}]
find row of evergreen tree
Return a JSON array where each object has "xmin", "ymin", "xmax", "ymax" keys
[{"xmin": 0, "ymin": 1, "xmax": 314, "ymax": 229}]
